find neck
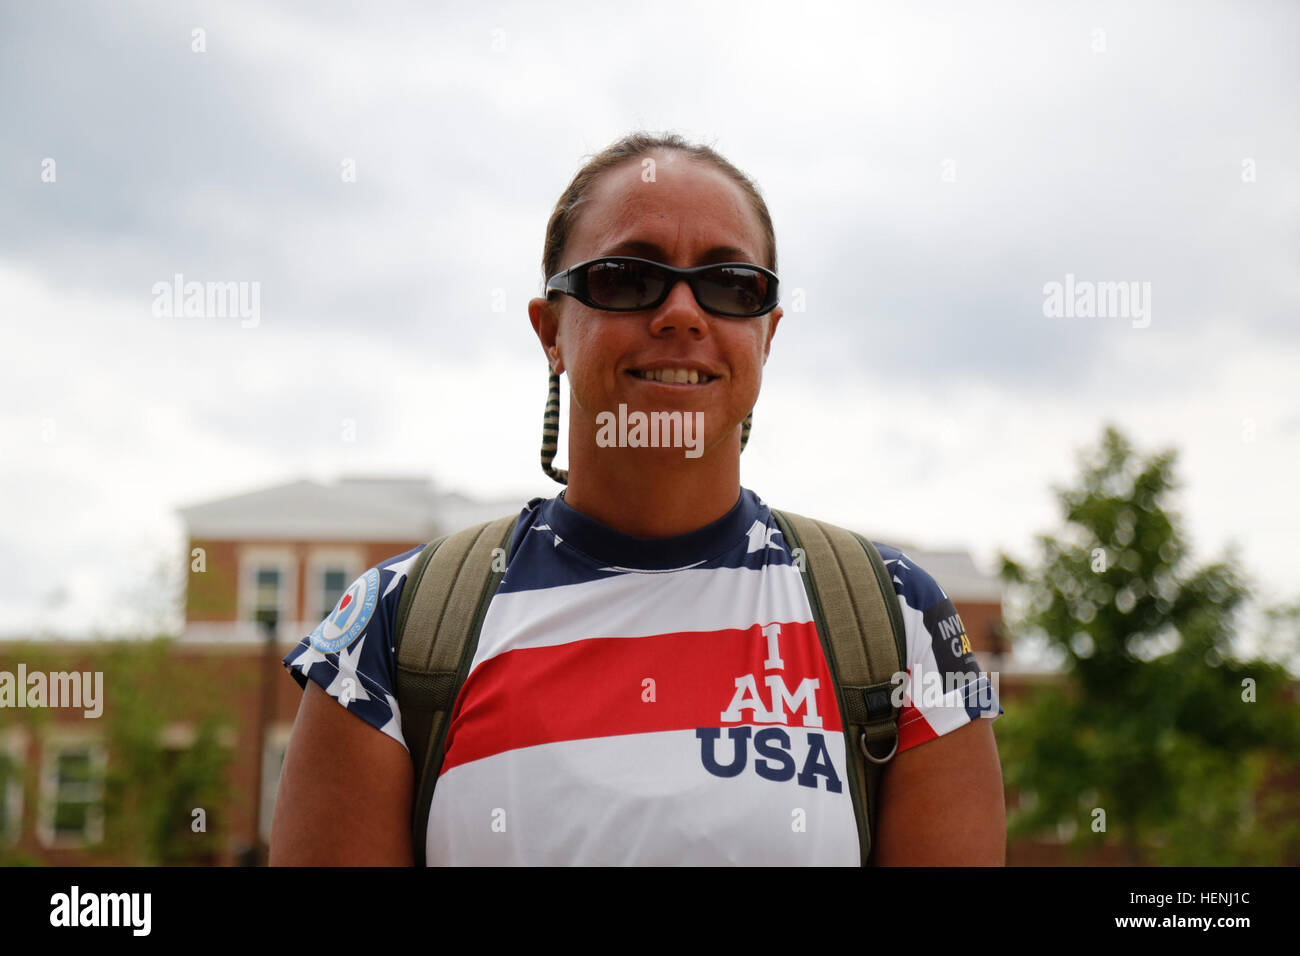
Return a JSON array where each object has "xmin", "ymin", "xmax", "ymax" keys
[{"xmin": 560, "ymin": 417, "xmax": 743, "ymax": 539}]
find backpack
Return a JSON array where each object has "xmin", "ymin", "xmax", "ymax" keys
[{"xmin": 393, "ymin": 507, "xmax": 907, "ymax": 866}]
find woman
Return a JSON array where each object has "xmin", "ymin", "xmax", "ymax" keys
[{"xmin": 270, "ymin": 132, "xmax": 1006, "ymax": 865}]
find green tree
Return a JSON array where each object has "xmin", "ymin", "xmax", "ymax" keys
[
  {"xmin": 98, "ymin": 639, "xmax": 234, "ymax": 865},
  {"xmin": 998, "ymin": 425, "xmax": 1300, "ymax": 864}
]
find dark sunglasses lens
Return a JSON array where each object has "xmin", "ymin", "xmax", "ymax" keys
[
  {"xmin": 585, "ymin": 260, "xmax": 665, "ymax": 309},
  {"xmin": 697, "ymin": 266, "xmax": 772, "ymax": 315}
]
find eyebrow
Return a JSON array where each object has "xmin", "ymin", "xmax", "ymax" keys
[{"xmin": 600, "ymin": 239, "xmax": 758, "ymax": 264}]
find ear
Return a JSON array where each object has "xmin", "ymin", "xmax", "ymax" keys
[
  {"xmin": 528, "ymin": 296, "xmax": 563, "ymax": 373},
  {"xmin": 761, "ymin": 306, "xmax": 783, "ymax": 364}
]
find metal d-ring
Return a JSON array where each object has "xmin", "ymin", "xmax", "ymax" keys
[{"xmin": 860, "ymin": 729, "xmax": 898, "ymax": 765}]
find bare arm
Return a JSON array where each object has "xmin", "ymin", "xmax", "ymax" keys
[
  {"xmin": 269, "ymin": 679, "xmax": 415, "ymax": 866},
  {"xmin": 872, "ymin": 716, "xmax": 1006, "ymax": 865}
]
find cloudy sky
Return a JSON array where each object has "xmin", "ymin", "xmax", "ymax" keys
[{"xmin": 2, "ymin": 0, "xmax": 1296, "ymax": 658}]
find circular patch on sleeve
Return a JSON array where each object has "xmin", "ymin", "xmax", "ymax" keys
[{"xmin": 309, "ymin": 568, "xmax": 381, "ymax": 654}]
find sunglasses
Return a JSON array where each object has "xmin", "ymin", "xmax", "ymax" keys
[{"xmin": 545, "ymin": 256, "xmax": 780, "ymax": 318}]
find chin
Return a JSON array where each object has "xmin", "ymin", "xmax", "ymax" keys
[{"xmin": 589, "ymin": 401, "xmax": 736, "ymax": 462}]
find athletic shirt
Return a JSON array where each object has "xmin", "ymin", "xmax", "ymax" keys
[{"xmin": 282, "ymin": 488, "xmax": 1002, "ymax": 865}]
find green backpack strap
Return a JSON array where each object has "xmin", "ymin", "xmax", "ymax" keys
[
  {"xmin": 771, "ymin": 508, "xmax": 908, "ymax": 867},
  {"xmin": 393, "ymin": 513, "xmax": 518, "ymax": 867}
]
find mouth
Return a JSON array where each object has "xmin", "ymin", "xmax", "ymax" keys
[{"xmin": 627, "ymin": 367, "xmax": 718, "ymax": 385}]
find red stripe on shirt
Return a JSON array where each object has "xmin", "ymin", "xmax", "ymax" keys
[
  {"xmin": 440, "ymin": 620, "xmax": 841, "ymax": 772},
  {"xmin": 897, "ymin": 703, "xmax": 938, "ymax": 752}
]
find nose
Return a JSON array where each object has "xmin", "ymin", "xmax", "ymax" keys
[{"xmin": 648, "ymin": 277, "xmax": 710, "ymax": 337}]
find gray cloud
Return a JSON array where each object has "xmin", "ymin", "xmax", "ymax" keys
[{"xmin": 2, "ymin": 0, "xmax": 1297, "ymax": 634}]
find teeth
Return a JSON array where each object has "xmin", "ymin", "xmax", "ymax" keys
[{"xmin": 634, "ymin": 368, "xmax": 711, "ymax": 383}]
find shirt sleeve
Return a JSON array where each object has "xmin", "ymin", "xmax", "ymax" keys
[
  {"xmin": 281, "ymin": 545, "xmax": 427, "ymax": 753},
  {"xmin": 874, "ymin": 543, "xmax": 1003, "ymax": 754}
]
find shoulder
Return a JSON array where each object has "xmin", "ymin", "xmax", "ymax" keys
[
  {"xmin": 869, "ymin": 542, "xmax": 983, "ymax": 670},
  {"xmin": 867, "ymin": 541, "xmax": 1002, "ymax": 751},
  {"xmin": 281, "ymin": 545, "xmax": 431, "ymax": 752},
  {"xmin": 871, "ymin": 542, "xmax": 951, "ymax": 616},
  {"xmin": 870, "ymin": 541, "xmax": 971, "ymax": 663}
]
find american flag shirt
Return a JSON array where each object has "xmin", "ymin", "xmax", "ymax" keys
[{"xmin": 283, "ymin": 488, "xmax": 1001, "ymax": 865}]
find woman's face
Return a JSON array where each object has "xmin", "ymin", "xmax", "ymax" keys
[{"xmin": 531, "ymin": 153, "xmax": 782, "ymax": 461}]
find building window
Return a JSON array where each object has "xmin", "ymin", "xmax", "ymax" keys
[
  {"xmin": 260, "ymin": 725, "xmax": 293, "ymax": 845},
  {"xmin": 238, "ymin": 548, "xmax": 297, "ymax": 636},
  {"xmin": 253, "ymin": 566, "xmax": 282, "ymax": 625},
  {"xmin": 305, "ymin": 549, "xmax": 363, "ymax": 627},
  {"xmin": 39, "ymin": 739, "xmax": 105, "ymax": 848},
  {"xmin": 0, "ymin": 735, "xmax": 23, "ymax": 845},
  {"xmin": 319, "ymin": 567, "xmax": 349, "ymax": 621}
]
